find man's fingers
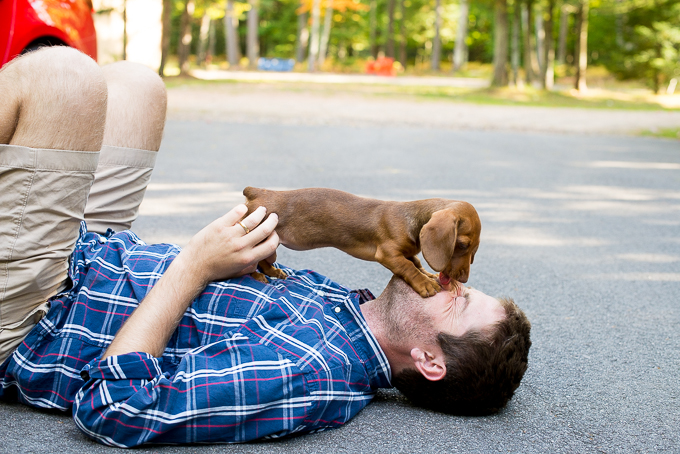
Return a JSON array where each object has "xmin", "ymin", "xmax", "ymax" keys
[
  {"xmin": 237, "ymin": 263, "xmax": 259, "ymax": 276},
  {"xmin": 264, "ymin": 251, "xmax": 277, "ymax": 265},
  {"xmin": 251, "ymin": 230, "xmax": 279, "ymax": 261},
  {"xmin": 221, "ymin": 204, "xmax": 249, "ymax": 226},
  {"xmin": 243, "ymin": 213, "xmax": 278, "ymax": 245},
  {"xmin": 238, "ymin": 206, "xmax": 267, "ymax": 234},
  {"xmin": 237, "ymin": 232, "xmax": 278, "ymax": 277}
]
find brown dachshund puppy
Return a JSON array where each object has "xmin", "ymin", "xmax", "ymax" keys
[{"xmin": 243, "ymin": 187, "xmax": 481, "ymax": 298}]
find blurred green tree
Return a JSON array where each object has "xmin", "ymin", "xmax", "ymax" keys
[
  {"xmin": 590, "ymin": 0, "xmax": 680, "ymax": 92},
  {"xmin": 157, "ymin": 0, "xmax": 679, "ymax": 91}
]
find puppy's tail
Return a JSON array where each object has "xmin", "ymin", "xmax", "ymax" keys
[{"xmin": 243, "ymin": 186, "xmax": 260, "ymax": 202}]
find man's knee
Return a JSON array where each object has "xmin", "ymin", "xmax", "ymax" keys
[
  {"xmin": 0, "ymin": 47, "xmax": 107, "ymax": 150},
  {"xmin": 102, "ymin": 61, "xmax": 167, "ymax": 151}
]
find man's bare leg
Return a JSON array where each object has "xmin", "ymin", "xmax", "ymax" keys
[
  {"xmin": 0, "ymin": 47, "xmax": 107, "ymax": 363},
  {"xmin": 0, "ymin": 46, "xmax": 107, "ymax": 150},
  {"xmin": 101, "ymin": 61, "xmax": 167, "ymax": 151},
  {"xmin": 83, "ymin": 61, "xmax": 167, "ymax": 233}
]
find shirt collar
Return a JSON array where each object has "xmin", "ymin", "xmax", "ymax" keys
[{"xmin": 340, "ymin": 289, "xmax": 392, "ymax": 389}]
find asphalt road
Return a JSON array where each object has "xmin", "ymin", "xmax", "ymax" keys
[{"xmin": 1, "ymin": 120, "xmax": 678, "ymax": 453}]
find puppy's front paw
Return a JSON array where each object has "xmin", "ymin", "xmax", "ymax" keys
[
  {"xmin": 269, "ymin": 267, "xmax": 287, "ymax": 280},
  {"xmin": 258, "ymin": 260, "xmax": 287, "ymax": 280},
  {"xmin": 421, "ymin": 270, "xmax": 438, "ymax": 280},
  {"xmin": 412, "ymin": 276, "xmax": 441, "ymax": 298}
]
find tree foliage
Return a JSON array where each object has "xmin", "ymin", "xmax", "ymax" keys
[
  {"xmin": 162, "ymin": 0, "xmax": 679, "ymax": 89},
  {"xmin": 589, "ymin": 0, "xmax": 680, "ymax": 91}
]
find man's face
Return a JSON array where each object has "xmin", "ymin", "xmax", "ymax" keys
[
  {"xmin": 426, "ymin": 284, "xmax": 506, "ymax": 338},
  {"xmin": 381, "ymin": 278, "xmax": 505, "ymax": 345}
]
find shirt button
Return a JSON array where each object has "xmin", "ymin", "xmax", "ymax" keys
[{"xmin": 334, "ymin": 307, "xmax": 341, "ymax": 313}]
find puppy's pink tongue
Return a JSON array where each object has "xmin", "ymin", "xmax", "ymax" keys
[{"xmin": 438, "ymin": 273, "xmax": 451, "ymax": 286}]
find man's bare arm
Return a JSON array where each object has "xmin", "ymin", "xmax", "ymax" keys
[{"xmin": 102, "ymin": 205, "xmax": 278, "ymax": 359}]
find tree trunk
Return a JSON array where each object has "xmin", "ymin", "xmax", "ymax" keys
[
  {"xmin": 337, "ymin": 39, "xmax": 347, "ymax": 60},
  {"xmin": 431, "ymin": 0, "xmax": 442, "ymax": 70},
  {"xmin": 557, "ymin": 4, "xmax": 568, "ymax": 65},
  {"xmin": 542, "ymin": 0, "xmax": 554, "ymax": 90},
  {"xmin": 528, "ymin": 1, "xmax": 540, "ymax": 76},
  {"xmin": 123, "ymin": 0, "xmax": 127, "ymax": 60},
  {"xmin": 511, "ymin": 0, "xmax": 520, "ymax": 85},
  {"xmin": 318, "ymin": 0, "xmax": 334, "ymax": 67},
  {"xmin": 368, "ymin": 0, "xmax": 378, "ymax": 58},
  {"xmin": 453, "ymin": 0, "xmax": 469, "ymax": 72},
  {"xmin": 574, "ymin": 0, "xmax": 588, "ymax": 92},
  {"xmin": 247, "ymin": 0, "xmax": 259, "ymax": 69},
  {"xmin": 386, "ymin": 0, "xmax": 396, "ymax": 58},
  {"xmin": 491, "ymin": 0, "xmax": 508, "ymax": 85},
  {"xmin": 295, "ymin": 11, "xmax": 309, "ymax": 63},
  {"xmin": 197, "ymin": 12, "xmax": 211, "ymax": 65},
  {"xmin": 225, "ymin": 0, "xmax": 241, "ymax": 67},
  {"xmin": 653, "ymin": 45, "xmax": 662, "ymax": 93},
  {"xmin": 399, "ymin": 0, "xmax": 407, "ymax": 67},
  {"xmin": 159, "ymin": 0, "xmax": 172, "ymax": 76},
  {"xmin": 369, "ymin": 0, "xmax": 378, "ymax": 58},
  {"xmin": 522, "ymin": 0, "xmax": 536, "ymax": 83},
  {"xmin": 178, "ymin": 0, "xmax": 195, "ymax": 75},
  {"xmin": 308, "ymin": 0, "xmax": 322, "ymax": 71},
  {"xmin": 615, "ymin": 9, "xmax": 624, "ymax": 48},
  {"xmin": 535, "ymin": 4, "xmax": 544, "ymax": 77},
  {"xmin": 208, "ymin": 19, "xmax": 216, "ymax": 63}
]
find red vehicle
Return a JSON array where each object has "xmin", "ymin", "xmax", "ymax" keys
[{"xmin": 1, "ymin": 0, "xmax": 96, "ymax": 68}]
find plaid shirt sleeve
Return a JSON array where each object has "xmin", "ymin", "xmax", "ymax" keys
[{"xmin": 74, "ymin": 334, "xmax": 313, "ymax": 447}]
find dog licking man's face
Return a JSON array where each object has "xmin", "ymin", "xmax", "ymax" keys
[
  {"xmin": 420, "ymin": 204, "xmax": 481, "ymax": 288},
  {"xmin": 438, "ymin": 236, "xmax": 479, "ymax": 286}
]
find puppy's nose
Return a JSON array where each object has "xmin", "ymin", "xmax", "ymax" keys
[{"xmin": 456, "ymin": 268, "xmax": 470, "ymax": 283}]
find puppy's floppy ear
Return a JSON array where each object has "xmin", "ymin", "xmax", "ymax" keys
[{"xmin": 420, "ymin": 209, "xmax": 458, "ymax": 272}]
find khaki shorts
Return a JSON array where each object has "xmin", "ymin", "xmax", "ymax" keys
[{"xmin": 0, "ymin": 144, "xmax": 157, "ymax": 364}]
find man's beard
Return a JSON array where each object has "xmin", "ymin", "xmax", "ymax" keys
[{"xmin": 380, "ymin": 278, "xmax": 438, "ymax": 346}]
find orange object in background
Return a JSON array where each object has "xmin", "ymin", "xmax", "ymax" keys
[
  {"xmin": 365, "ymin": 57, "xmax": 396, "ymax": 77},
  {"xmin": 1, "ymin": 0, "xmax": 97, "ymax": 68}
]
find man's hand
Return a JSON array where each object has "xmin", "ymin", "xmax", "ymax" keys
[
  {"xmin": 183, "ymin": 204, "xmax": 279, "ymax": 286},
  {"xmin": 102, "ymin": 205, "xmax": 278, "ymax": 359}
]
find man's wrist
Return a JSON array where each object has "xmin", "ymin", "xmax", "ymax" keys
[{"xmin": 174, "ymin": 241, "xmax": 212, "ymax": 289}]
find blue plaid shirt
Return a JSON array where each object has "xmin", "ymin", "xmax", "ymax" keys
[{"xmin": 0, "ymin": 224, "xmax": 391, "ymax": 447}]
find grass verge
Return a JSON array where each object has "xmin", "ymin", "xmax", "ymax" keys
[
  {"xmin": 639, "ymin": 127, "xmax": 680, "ymax": 139},
  {"xmin": 162, "ymin": 74, "xmax": 680, "ymax": 111}
]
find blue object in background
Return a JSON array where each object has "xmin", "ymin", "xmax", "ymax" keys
[{"xmin": 257, "ymin": 58, "xmax": 296, "ymax": 72}]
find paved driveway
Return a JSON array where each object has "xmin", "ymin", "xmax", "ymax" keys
[{"xmin": 1, "ymin": 96, "xmax": 678, "ymax": 453}]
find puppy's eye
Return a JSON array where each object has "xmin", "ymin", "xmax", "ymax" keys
[{"xmin": 456, "ymin": 242, "xmax": 469, "ymax": 251}]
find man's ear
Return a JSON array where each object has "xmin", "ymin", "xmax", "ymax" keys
[{"xmin": 410, "ymin": 347, "xmax": 446, "ymax": 382}]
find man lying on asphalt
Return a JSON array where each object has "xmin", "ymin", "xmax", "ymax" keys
[{"xmin": 0, "ymin": 47, "xmax": 531, "ymax": 447}]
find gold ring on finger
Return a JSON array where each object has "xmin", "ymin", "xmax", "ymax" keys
[{"xmin": 238, "ymin": 221, "xmax": 250, "ymax": 234}]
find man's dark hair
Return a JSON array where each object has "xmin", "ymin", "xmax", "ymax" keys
[{"xmin": 392, "ymin": 297, "xmax": 531, "ymax": 416}]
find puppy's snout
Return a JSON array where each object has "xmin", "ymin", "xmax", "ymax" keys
[{"xmin": 453, "ymin": 263, "xmax": 470, "ymax": 283}]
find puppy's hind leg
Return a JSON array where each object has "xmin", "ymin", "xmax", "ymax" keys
[{"xmin": 253, "ymin": 259, "xmax": 287, "ymax": 282}]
